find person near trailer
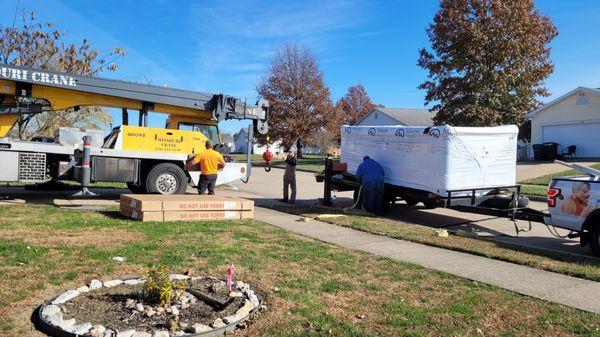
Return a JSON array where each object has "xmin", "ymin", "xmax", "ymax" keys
[
  {"xmin": 280, "ymin": 150, "xmax": 297, "ymax": 204},
  {"xmin": 356, "ymin": 156, "xmax": 385, "ymax": 215},
  {"xmin": 186, "ymin": 140, "xmax": 225, "ymax": 195}
]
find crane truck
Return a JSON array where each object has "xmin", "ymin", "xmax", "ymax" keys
[{"xmin": 0, "ymin": 64, "xmax": 269, "ymax": 194}]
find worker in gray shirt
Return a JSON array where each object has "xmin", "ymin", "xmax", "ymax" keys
[{"xmin": 280, "ymin": 150, "xmax": 297, "ymax": 204}]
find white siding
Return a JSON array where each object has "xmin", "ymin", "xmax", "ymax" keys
[
  {"xmin": 356, "ymin": 111, "xmax": 402, "ymax": 126},
  {"xmin": 530, "ymin": 90, "xmax": 600, "ymax": 156}
]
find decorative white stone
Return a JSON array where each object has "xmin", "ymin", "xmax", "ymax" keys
[
  {"xmin": 135, "ymin": 303, "xmax": 144, "ymax": 312},
  {"xmin": 124, "ymin": 279, "xmax": 140, "ymax": 285},
  {"xmin": 52, "ymin": 290, "xmax": 80, "ymax": 304},
  {"xmin": 116, "ymin": 330, "xmax": 136, "ymax": 337},
  {"xmin": 170, "ymin": 306, "xmax": 179, "ymax": 316},
  {"xmin": 103, "ymin": 279, "xmax": 124, "ymax": 287},
  {"xmin": 246, "ymin": 289, "xmax": 260, "ymax": 308},
  {"xmin": 211, "ymin": 318, "xmax": 226, "ymax": 329},
  {"xmin": 57, "ymin": 318, "xmax": 76, "ymax": 330},
  {"xmin": 193, "ymin": 323, "xmax": 212, "ymax": 333},
  {"xmin": 89, "ymin": 324, "xmax": 106, "ymax": 337},
  {"xmin": 236, "ymin": 281, "xmax": 250, "ymax": 292},
  {"xmin": 222, "ymin": 299, "xmax": 254, "ymax": 324},
  {"xmin": 67, "ymin": 322, "xmax": 92, "ymax": 335},
  {"xmin": 89, "ymin": 279, "xmax": 103, "ymax": 290},
  {"xmin": 102, "ymin": 329, "xmax": 116, "ymax": 337},
  {"xmin": 112, "ymin": 256, "xmax": 126, "ymax": 262},
  {"xmin": 132, "ymin": 332, "xmax": 151, "ymax": 337},
  {"xmin": 153, "ymin": 331, "xmax": 169, "ymax": 337},
  {"xmin": 169, "ymin": 274, "xmax": 189, "ymax": 280},
  {"xmin": 77, "ymin": 285, "xmax": 90, "ymax": 293},
  {"xmin": 41, "ymin": 305, "xmax": 63, "ymax": 326}
]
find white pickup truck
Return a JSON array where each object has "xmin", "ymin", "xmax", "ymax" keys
[{"xmin": 546, "ymin": 162, "xmax": 600, "ymax": 256}]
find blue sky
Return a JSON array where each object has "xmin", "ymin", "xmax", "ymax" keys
[{"xmin": 0, "ymin": 0, "xmax": 598, "ymax": 135}]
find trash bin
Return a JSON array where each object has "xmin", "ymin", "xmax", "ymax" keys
[
  {"xmin": 532, "ymin": 144, "xmax": 543, "ymax": 161},
  {"xmin": 542, "ymin": 142, "xmax": 559, "ymax": 160}
]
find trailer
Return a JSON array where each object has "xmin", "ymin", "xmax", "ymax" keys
[
  {"xmin": 318, "ymin": 125, "xmax": 600, "ymax": 256},
  {"xmin": 0, "ymin": 64, "xmax": 268, "ymax": 194}
]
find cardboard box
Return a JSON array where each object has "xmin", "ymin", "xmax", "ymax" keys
[
  {"xmin": 120, "ymin": 194, "xmax": 254, "ymax": 212},
  {"xmin": 120, "ymin": 204, "xmax": 163, "ymax": 222},
  {"xmin": 162, "ymin": 210, "xmax": 254, "ymax": 222},
  {"xmin": 119, "ymin": 194, "xmax": 255, "ymax": 222}
]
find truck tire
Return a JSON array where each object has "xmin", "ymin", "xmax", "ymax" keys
[
  {"xmin": 127, "ymin": 182, "xmax": 146, "ymax": 194},
  {"xmin": 145, "ymin": 163, "xmax": 187, "ymax": 195},
  {"xmin": 590, "ymin": 227, "xmax": 600, "ymax": 257}
]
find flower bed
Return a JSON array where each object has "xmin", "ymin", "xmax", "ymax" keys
[{"xmin": 38, "ymin": 274, "xmax": 263, "ymax": 337}]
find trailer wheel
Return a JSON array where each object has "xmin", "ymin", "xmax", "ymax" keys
[
  {"xmin": 590, "ymin": 227, "xmax": 600, "ymax": 257},
  {"xmin": 127, "ymin": 182, "xmax": 146, "ymax": 194},
  {"xmin": 146, "ymin": 163, "xmax": 187, "ymax": 195},
  {"xmin": 423, "ymin": 199, "xmax": 437, "ymax": 209}
]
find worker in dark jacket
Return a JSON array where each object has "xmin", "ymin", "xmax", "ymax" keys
[
  {"xmin": 355, "ymin": 156, "xmax": 385, "ymax": 215},
  {"xmin": 280, "ymin": 150, "xmax": 297, "ymax": 204}
]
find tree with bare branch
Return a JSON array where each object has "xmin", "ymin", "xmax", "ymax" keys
[
  {"xmin": 418, "ymin": 0, "xmax": 557, "ymax": 127},
  {"xmin": 257, "ymin": 44, "xmax": 333, "ymax": 157},
  {"xmin": 329, "ymin": 84, "xmax": 375, "ymax": 136},
  {"xmin": 0, "ymin": 11, "xmax": 126, "ymax": 139}
]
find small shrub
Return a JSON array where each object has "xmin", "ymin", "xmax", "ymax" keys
[{"xmin": 144, "ymin": 265, "xmax": 186, "ymax": 305}]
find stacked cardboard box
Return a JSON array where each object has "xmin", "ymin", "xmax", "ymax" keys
[{"xmin": 120, "ymin": 194, "xmax": 254, "ymax": 222}]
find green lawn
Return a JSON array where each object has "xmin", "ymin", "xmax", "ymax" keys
[
  {"xmin": 235, "ymin": 153, "xmax": 336, "ymax": 173},
  {"xmin": 267, "ymin": 204, "xmax": 600, "ymax": 282},
  {"xmin": 0, "ymin": 204, "xmax": 598, "ymax": 336},
  {"xmin": 519, "ymin": 163, "xmax": 600, "ymax": 186},
  {"xmin": 520, "ymin": 184, "xmax": 549, "ymax": 197}
]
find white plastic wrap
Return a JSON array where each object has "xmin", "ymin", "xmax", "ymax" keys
[{"xmin": 340, "ymin": 125, "xmax": 518, "ymax": 196}]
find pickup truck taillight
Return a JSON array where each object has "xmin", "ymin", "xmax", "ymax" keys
[{"xmin": 547, "ymin": 188, "xmax": 561, "ymax": 207}]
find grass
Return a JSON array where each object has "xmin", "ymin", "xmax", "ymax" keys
[
  {"xmin": 266, "ymin": 204, "xmax": 600, "ymax": 283},
  {"xmin": 0, "ymin": 204, "xmax": 598, "ymax": 336},
  {"xmin": 234, "ymin": 154, "xmax": 338, "ymax": 173},
  {"xmin": 520, "ymin": 184, "xmax": 549, "ymax": 197},
  {"xmin": 519, "ymin": 163, "xmax": 600, "ymax": 186}
]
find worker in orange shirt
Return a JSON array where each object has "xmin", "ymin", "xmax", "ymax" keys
[{"xmin": 186, "ymin": 140, "xmax": 225, "ymax": 195}]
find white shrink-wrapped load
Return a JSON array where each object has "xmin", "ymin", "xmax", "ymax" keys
[{"xmin": 340, "ymin": 124, "xmax": 518, "ymax": 196}]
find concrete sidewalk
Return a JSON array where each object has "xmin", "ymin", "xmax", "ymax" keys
[{"xmin": 253, "ymin": 206, "xmax": 600, "ymax": 314}]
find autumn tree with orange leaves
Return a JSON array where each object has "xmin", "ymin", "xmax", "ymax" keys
[
  {"xmin": 257, "ymin": 44, "xmax": 333, "ymax": 156},
  {"xmin": 329, "ymin": 84, "xmax": 375, "ymax": 137}
]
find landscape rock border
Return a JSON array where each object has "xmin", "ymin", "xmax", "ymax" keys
[{"xmin": 37, "ymin": 274, "xmax": 263, "ymax": 337}]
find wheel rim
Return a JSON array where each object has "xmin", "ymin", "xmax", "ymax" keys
[{"xmin": 156, "ymin": 173, "xmax": 178, "ymax": 194}]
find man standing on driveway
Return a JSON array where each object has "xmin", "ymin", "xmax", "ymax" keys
[
  {"xmin": 187, "ymin": 140, "xmax": 225, "ymax": 195},
  {"xmin": 280, "ymin": 150, "xmax": 297, "ymax": 204},
  {"xmin": 356, "ymin": 156, "xmax": 385, "ymax": 215}
]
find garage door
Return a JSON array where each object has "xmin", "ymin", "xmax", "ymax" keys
[{"xmin": 542, "ymin": 122, "xmax": 600, "ymax": 157}]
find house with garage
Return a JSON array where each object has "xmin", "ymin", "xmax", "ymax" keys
[
  {"xmin": 355, "ymin": 107, "xmax": 435, "ymax": 126},
  {"xmin": 525, "ymin": 87, "xmax": 600, "ymax": 158}
]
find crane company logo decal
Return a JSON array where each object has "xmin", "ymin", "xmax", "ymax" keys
[
  {"xmin": 368, "ymin": 128, "xmax": 376, "ymax": 136},
  {"xmin": 395, "ymin": 129, "xmax": 405, "ymax": 137},
  {"xmin": 428, "ymin": 128, "xmax": 441, "ymax": 138},
  {"xmin": 0, "ymin": 66, "xmax": 77, "ymax": 87},
  {"xmin": 344, "ymin": 127, "xmax": 351, "ymax": 134}
]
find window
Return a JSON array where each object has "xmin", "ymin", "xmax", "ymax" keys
[
  {"xmin": 178, "ymin": 123, "xmax": 220, "ymax": 143},
  {"xmin": 575, "ymin": 94, "xmax": 590, "ymax": 106}
]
